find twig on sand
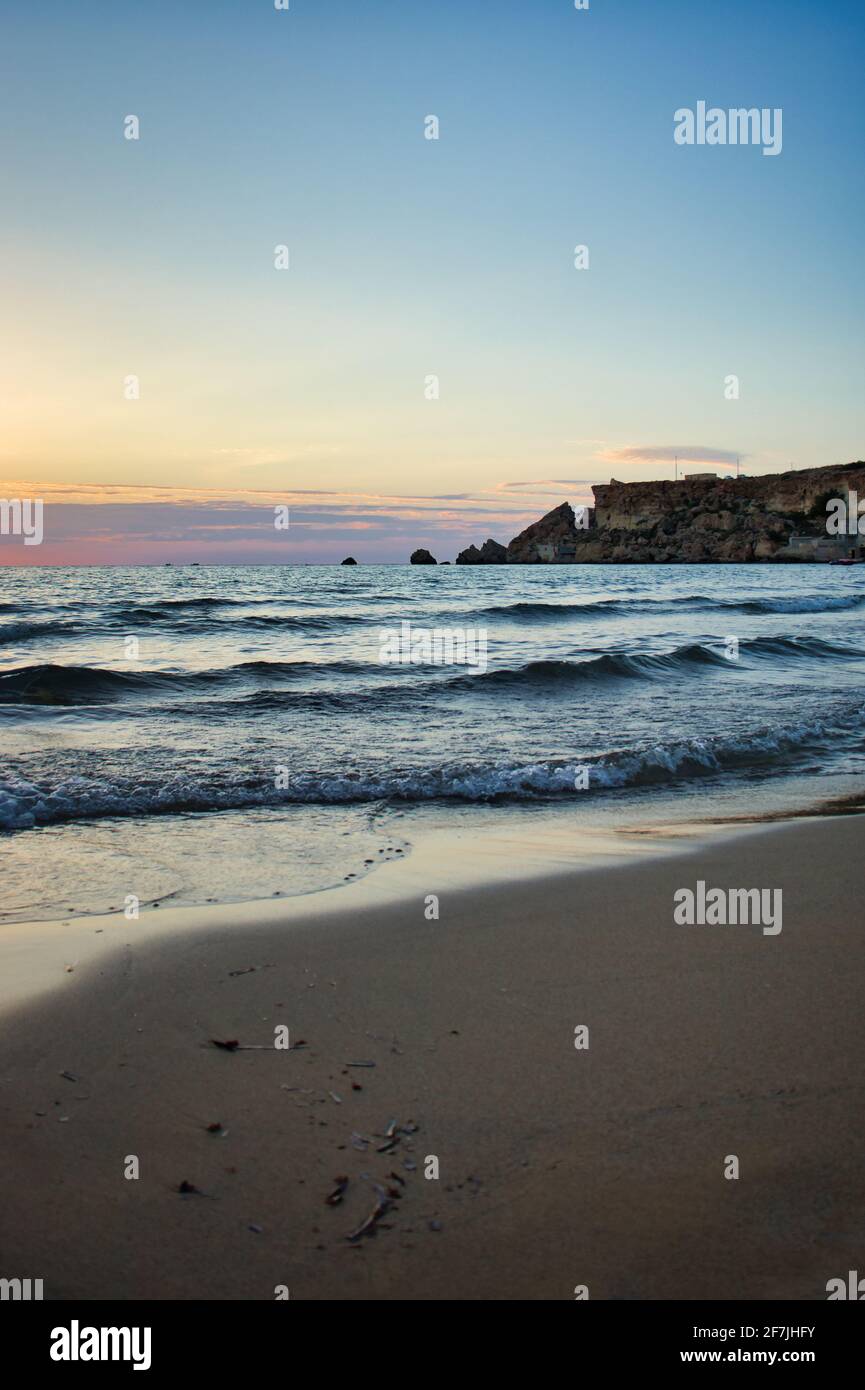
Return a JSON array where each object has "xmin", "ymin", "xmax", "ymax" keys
[{"xmin": 346, "ymin": 1185, "xmax": 392, "ymax": 1242}]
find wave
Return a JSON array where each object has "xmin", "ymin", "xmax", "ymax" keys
[
  {"xmin": 6, "ymin": 591, "xmax": 861, "ymax": 645},
  {"xmin": 450, "ymin": 646, "xmax": 727, "ymax": 689},
  {"xmin": 2, "ymin": 703, "xmax": 860, "ymax": 829},
  {"xmin": 0, "ymin": 620, "xmax": 72, "ymax": 645},
  {"xmin": 446, "ymin": 635, "xmax": 859, "ymax": 691},
  {"xmin": 740, "ymin": 635, "xmax": 856, "ymax": 659},
  {"xmin": 479, "ymin": 596, "xmax": 703, "ymax": 620},
  {"xmin": 480, "ymin": 592, "xmax": 865, "ymax": 620},
  {"xmin": 133, "ymin": 596, "xmax": 241, "ymax": 610},
  {"xmin": 0, "ymin": 659, "xmax": 383, "ymax": 705},
  {"xmin": 0, "ymin": 635, "xmax": 856, "ymax": 708},
  {"xmin": 105, "ymin": 606, "xmax": 369, "ymax": 631},
  {"xmin": 726, "ymin": 594, "xmax": 865, "ymax": 615},
  {"xmin": 0, "ymin": 664, "xmax": 190, "ymax": 704},
  {"xmin": 227, "ymin": 612, "xmax": 367, "ymax": 632}
]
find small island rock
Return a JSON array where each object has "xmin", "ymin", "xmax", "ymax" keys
[{"xmin": 456, "ymin": 538, "xmax": 508, "ymax": 565}]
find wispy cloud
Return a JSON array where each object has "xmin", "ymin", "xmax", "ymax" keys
[{"xmin": 600, "ymin": 444, "xmax": 745, "ymax": 468}]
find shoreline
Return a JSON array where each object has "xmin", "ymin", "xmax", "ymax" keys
[
  {"xmin": 4, "ymin": 776, "xmax": 864, "ymax": 933},
  {"xmin": 1, "ymin": 812, "xmax": 863, "ymax": 1299},
  {"xmin": 0, "ymin": 796, "xmax": 826, "ymax": 1012},
  {"xmin": 0, "ymin": 812, "xmax": 712, "ymax": 1012}
]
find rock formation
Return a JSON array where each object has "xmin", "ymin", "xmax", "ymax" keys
[
  {"xmin": 341, "ymin": 556, "xmax": 357, "ymax": 565},
  {"xmin": 410, "ymin": 548, "xmax": 437, "ymax": 564},
  {"xmin": 449, "ymin": 462, "xmax": 865, "ymax": 564},
  {"xmin": 507, "ymin": 503, "xmax": 581, "ymax": 563},
  {"xmin": 577, "ymin": 463, "xmax": 864, "ymax": 562},
  {"xmin": 455, "ymin": 538, "xmax": 507, "ymax": 564}
]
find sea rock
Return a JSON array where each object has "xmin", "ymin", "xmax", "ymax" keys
[
  {"xmin": 455, "ymin": 538, "xmax": 508, "ymax": 565},
  {"xmin": 341, "ymin": 556, "xmax": 357, "ymax": 565},
  {"xmin": 410, "ymin": 549, "xmax": 437, "ymax": 564}
]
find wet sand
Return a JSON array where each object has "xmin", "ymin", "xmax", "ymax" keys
[{"xmin": 0, "ymin": 816, "xmax": 863, "ymax": 1300}]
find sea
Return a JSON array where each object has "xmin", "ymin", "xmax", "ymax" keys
[{"xmin": 1, "ymin": 562, "xmax": 864, "ymax": 922}]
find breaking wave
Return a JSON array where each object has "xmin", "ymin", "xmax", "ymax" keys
[
  {"xmin": 1, "ymin": 703, "xmax": 860, "ymax": 829},
  {"xmin": 447, "ymin": 635, "xmax": 859, "ymax": 691}
]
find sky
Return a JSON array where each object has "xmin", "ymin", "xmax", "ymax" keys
[{"xmin": 1, "ymin": 0, "xmax": 863, "ymax": 564}]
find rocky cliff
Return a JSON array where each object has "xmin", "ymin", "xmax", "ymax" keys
[
  {"xmin": 506, "ymin": 503, "xmax": 581, "ymax": 563},
  {"xmin": 476, "ymin": 462, "xmax": 865, "ymax": 564}
]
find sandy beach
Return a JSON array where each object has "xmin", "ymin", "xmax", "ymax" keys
[{"xmin": 1, "ymin": 814, "xmax": 863, "ymax": 1301}]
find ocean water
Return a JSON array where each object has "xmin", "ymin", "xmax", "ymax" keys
[{"xmin": 2, "ymin": 563, "xmax": 864, "ymax": 921}]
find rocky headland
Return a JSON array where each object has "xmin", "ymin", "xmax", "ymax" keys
[{"xmin": 452, "ymin": 461, "xmax": 865, "ymax": 563}]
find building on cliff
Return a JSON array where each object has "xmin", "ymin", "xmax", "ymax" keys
[{"xmin": 786, "ymin": 533, "xmax": 863, "ymax": 561}]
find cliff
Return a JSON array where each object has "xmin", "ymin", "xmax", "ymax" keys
[
  {"xmin": 506, "ymin": 503, "xmax": 581, "ymax": 563},
  {"xmin": 484, "ymin": 462, "xmax": 865, "ymax": 564}
]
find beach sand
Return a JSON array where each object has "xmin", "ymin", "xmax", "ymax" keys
[{"xmin": 0, "ymin": 815, "xmax": 863, "ymax": 1301}]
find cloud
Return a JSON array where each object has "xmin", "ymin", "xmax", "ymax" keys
[
  {"xmin": 0, "ymin": 479, "xmax": 554, "ymax": 565},
  {"xmin": 498, "ymin": 478, "xmax": 602, "ymax": 491},
  {"xmin": 600, "ymin": 444, "xmax": 744, "ymax": 468}
]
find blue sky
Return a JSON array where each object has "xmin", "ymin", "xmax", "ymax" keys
[{"xmin": 1, "ymin": 0, "xmax": 863, "ymax": 561}]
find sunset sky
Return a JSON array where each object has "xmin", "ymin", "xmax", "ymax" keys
[{"xmin": 1, "ymin": 0, "xmax": 863, "ymax": 563}]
